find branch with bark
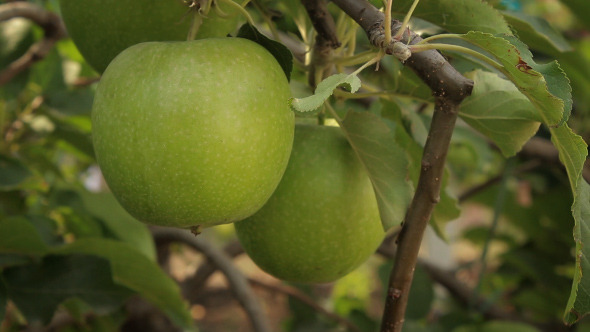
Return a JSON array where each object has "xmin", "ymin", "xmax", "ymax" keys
[
  {"xmin": 329, "ymin": 0, "xmax": 473, "ymax": 331},
  {"xmin": 0, "ymin": 2, "xmax": 66, "ymax": 86}
]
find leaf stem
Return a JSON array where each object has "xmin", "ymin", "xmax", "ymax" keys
[
  {"xmin": 218, "ymin": 0, "xmax": 255, "ymax": 26},
  {"xmin": 411, "ymin": 43, "xmax": 505, "ymax": 72},
  {"xmin": 384, "ymin": 0, "xmax": 393, "ymax": 45},
  {"xmin": 393, "ymin": 0, "xmax": 420, "ymax": 41}
]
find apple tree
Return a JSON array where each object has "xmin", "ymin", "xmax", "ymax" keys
[{"xmin": 1, "ymin": 0, "xmax": 590, "ymax": 331}]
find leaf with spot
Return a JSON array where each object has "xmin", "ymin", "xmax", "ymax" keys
[
  {"xmin": 291, "ymin": 73, "xmax": 361, "ymax": 113},
  {"xmin": 339, "ymin": 110, "xmax": 413, "ymax": 231},
  {"xmin": 458, "ymin": 32, "xmax": 572, "ymax": 127}
]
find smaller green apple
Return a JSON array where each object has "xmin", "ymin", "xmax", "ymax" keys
[{"xmin": 235, "ymin": 124, "xmax": 385, "ymax": 284}]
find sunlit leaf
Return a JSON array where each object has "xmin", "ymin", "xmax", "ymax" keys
[
  {"xmin": 79, "ymin": 191, "xmax": 156, "ymax": 261},
  {"xmin": 290, "ymin": 73, "xmax": 361, "ymax": 113},
  {"xmin": 553, "ymin": 125, "xmax": 590, "ymax": 325}
]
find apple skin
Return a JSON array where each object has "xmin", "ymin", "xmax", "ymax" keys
[
  {"xmin": 234, "ymin": 124, "xmax": 385, "ymax": 284},
  {"xmin": 59, "ymin": 0, "xmax": 239, "ymax": 73},
  {"xmin": 91, "ymin": 38, "xmax": 294, "ymax": 228}
]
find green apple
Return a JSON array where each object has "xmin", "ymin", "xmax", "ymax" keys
[
  {"xmin": 234, "ymin": 124, "xmax": 385, "ymax": 283},
  {"xmin": 59, "ymin": 0, "xmax": 240, "ymax": 73},
  {"xmin": 92, "ymin": 38, "xmax": 294, "ymax": 228}
]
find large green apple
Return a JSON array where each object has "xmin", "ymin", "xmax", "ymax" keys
[
  {"xmin": 92, "ymin": 38, "xmax": 294, "ymax": 228},
  {"xmin": 59, "ymin": 0, "xmax": 240, "ymax": 73},
  {"xmin": 234, "ymin": 124, "xmax": 385, "ymax": 283}
]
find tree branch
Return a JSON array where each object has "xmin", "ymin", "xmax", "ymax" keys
[
  {"xmin": 0, "ymin": 2, "xmax": 66, "ymax": 86},
  {"xmin": 151, "ymin": 228, "xmax": 272, "ymax": 332},
  {"xmin": 181, "ymin": 239, "xmax": 244, "ymax": 298},
  {"xmin": 301, "ymin": 0, "xmax": 340, "ymax": 89},
  {"xmin": 331, "ymin": 1, "xmax": 473, "ymax": 331}
]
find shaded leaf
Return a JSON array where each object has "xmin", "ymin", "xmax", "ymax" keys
[
  {"xmin": 393, "ymin": 0, "xmax": 511, "ymax": 34},
  {"xmin": 0, "ymin": 216, "xmax": 49, "ymax": 256},
  {"xmin": 45, "ymin": 89, "xmax": 95, "ymax": 116},
  {"xmin": 381, "ymin": 101, "xmax": 460, "ymax": 238},
  {"xmin": 0, "ymin": 155, "xmax": 32, "ymax": 191},
  {"xmin": 560, "ymin": 0, "xmax": 590, "ymax": 30},
  {"xmin": 460, "ymin": 70, "xmax": 541, "ymax": 156},
  {"xmin": 53, "ymin": 238, "xmax": 195, "ymax": 331},
  {"xmin": 503, "ymin": 11, "xmax": 572, "ymax": 56},
  {"xmin": 459, "ymin": 32, "xmax": 572, "ymax": 127},
  {"xmin": 453, "ymin": 320, "xmax": 541, "ymax": 332},
  {"xmin": 0, "ymin": 280, "xmax": 5, "ymax": 323},
  {"xmin": 0, "ymin": 18, "xmax": 34, "ymax": 98},
  {"xmin": 237, "ymin": 24, "xmax": 293, "ymax": 81},
  {"xmin": 291, "ymin": 73, "xmax": 361, "ymax": 113},
  {"xmin": 2, "ymin": 254, "xmax": 133, "ymax": 324},
  {"xmin": 340, "ymin": 110, "xmax": 413, "ymax": 230}
]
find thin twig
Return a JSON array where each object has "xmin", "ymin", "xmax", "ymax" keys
[
  {"xmin": 181, "ymin": 239, "xmax": 244, "ymax": 298},
  {"xmin": 248, "ymin": 278, "xmax": 363, "ymax": 332},
  {"xmin": 0, "ymin": 2, "xmax": 66, "ymax": 86},
  {"xmin": 151, "ymin": 227, "xmax": 272, "ymax": 332},
  {"xmin": 181, "ymin": 239, "xmax": 363, "ymax": 332}
]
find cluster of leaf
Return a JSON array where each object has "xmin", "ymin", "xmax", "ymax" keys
[
  {"xmin": 4, "ymin": 0, "xmax": 590, "ymax": 331},
  {"xmin": 0, "ymin": 3, "xmax": 195, "ymax": 330},
  {"xmin": 283, "ymin": 0, "xmax": 590, "ymax": 329}
]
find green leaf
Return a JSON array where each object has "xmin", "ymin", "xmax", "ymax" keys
[
  {"xmin": 392, "ymin": 0, "xmax": 511, "ymax": 34},
  {"xmin": 236, "ymin": 24, "xmax": 293, "ymax": 81},
  {"xmin": 0, "ymin": 155, "xmax": 33, "ymax": 191},
  {"xmin": 459, "ymin": 70, "xmax": 541, "ymax": 157},
  {"xmin": 291, "ymin": 73, "xmax": 361, "ymax": 113},
  {"xmin": 0, "ymin": 216, "xmax": 49, "ymax": 256},
  {"xmin": 2, "ymin": 254, "xmax": 133, "ymax": 324},
  {"xmin": 53, "ymin": 238, "xmax": 195, "ymax": 331},
  {"xmin": 459, "ymin": 32, "xmax": 572, "ymax": 127},
  {"xmin": 79, "ymin": 191, "xmax": 156, "ymax": 261},
  {"xmin": 502, "ymin": 11, "xmax": 572, "ymax": 56},
  {"xmin": 339, "ymin": 110, "xmax": 413, "ymax": 230},
  {"xmin": 553, "ymin": 125, "xmax": 590, "ymax": 325}
]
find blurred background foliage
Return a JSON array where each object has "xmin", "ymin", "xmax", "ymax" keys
[{"xmin": 2, "ymin": 0, "xmax": 590, "ymax": 331}]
